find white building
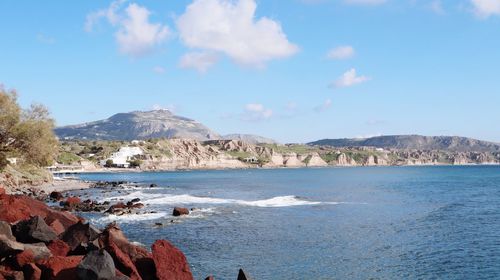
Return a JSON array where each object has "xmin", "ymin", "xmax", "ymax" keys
[{"xmin": 100, "ymin": 147, "xmax": 143, "ymax": 168}]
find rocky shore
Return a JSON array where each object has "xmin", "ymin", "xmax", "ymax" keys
[{"xmin": 0, "ymin": 185, "xmax": 252, "ymax": 280}]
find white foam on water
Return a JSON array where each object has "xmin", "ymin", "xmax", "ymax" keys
[
  {"xmin": 102, "ymin": 191, "xmax": 348, "ymax": 208},
  {"xmin": 142, "ymin": 193, "xmax": 335, "ymax": 208},
  {"xmin": 94, "ymin": 212, "xmax": 168, "ymax": 223}
]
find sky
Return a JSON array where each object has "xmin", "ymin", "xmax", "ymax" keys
[{"xmin": 1, "ymin": 0, "xmax": 500, "ymax": 143}]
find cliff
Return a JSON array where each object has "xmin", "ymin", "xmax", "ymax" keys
[{"xmin": 55, "ymin": 139, "xmax": 500, "ymax": 172}]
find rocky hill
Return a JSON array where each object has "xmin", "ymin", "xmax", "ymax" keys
[
  {"xmin": 222, "ymin": 134, "xmax": 277, "ymax": 144},
  {"xmin": 55, "ymin": 110, "xmax": 220, "ymax": 141},
  {"xmin": 309, "ymin": 135, "xmax": 500, "ymax": 152}
]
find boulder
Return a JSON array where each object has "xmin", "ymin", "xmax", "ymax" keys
[
  {"xmin": 63, "ymin": 197, "xmax": 81, "ymax": 209},
  {"xmin": 151, "ymin": 240, "xmax": 193, "ymax": 280},
  {"xmin": 39, "ymin": 255, "xmax": 83, "ymax": 280},
  {"xmin": 77, "ymin": 249, "xmax": 116, "ymax": 280},
  {"xmin": 0, "ymin": 234, "xmax": 24, "ymax": 256},
  {"xmin": 47, "ymin": 240, "xmax": 70, "ymax": 257},
  {"xmin": 14, "ymin": 249, "xmax": 35, "ymax": 269},
  {"xmin": 0, "ymin": 221, "xmax": 14, "ymax": 240},
  {"xmin": 0, "ymin": 187, "xmax": 5, "ymax": 195},
  {"xmin": 98, "ymin": 223, "xmax": 150, "ymax": 263},
  {"xmin": 237, "ymin": 269, "xmax": 253, "ymax": 280},
  {"xmin": 46, "ymin": 219, "xmax": 65, "ymax": 236},
  {"xmin": 0, "ymin": 268, "xmax": 23, "ymax": 280},
  {"xmin": 0, "ymin": 193, "xmax": 79, "ymax": 228},
  {"xmin": 105, "ymin": 241, "xmax": 141, "ymax": 280},
  {"xmin": 13, "ymin": 216, "xmax": 58, "ymax": 243},
  {"xmin": 24, "ymin": 263, "xmax": 42, "ymax": 280},
  {"xmin": 205, "ymin": 276, "xmax": 215, "ymax": 280},
  {"xmin": 172, "ymin": 207, "xmax": 189, "ymax": 217},
  {"xmin": 49, "ymin": 192, "xmax": 64, "ymax": 201},
  {"xmin": 23, "ymin": 243, "xmax": 52, "ymax": 261},
  {"xmin": 129, "ymin": 203, "xmax": 144, "ymax": 209},
  {"xmin": 130, "ymin": 198, "xmax": 140, "ymax": 203},
  {"xmin": 62, "ymin": 221, "xmax": 101, "ymax": 251}
]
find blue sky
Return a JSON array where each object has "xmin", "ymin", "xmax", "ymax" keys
[{"xmin": 1, "ymin": 0, "xmax": 499, "ymax": 143}]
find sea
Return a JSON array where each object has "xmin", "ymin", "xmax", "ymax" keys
[{"xmin": 69, "ymin": 166, "xmax": 500, "ymax": 279}]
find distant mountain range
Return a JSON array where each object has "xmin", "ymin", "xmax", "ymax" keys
[
  {"xmin": 55, "ymin": 110, "xmax": 277, "ymax": 143},
  {"xmin": 221, "ymin": 134, "xmax": 277, "ymax": 144},
  {"xmin": 309, "ymin": 135, "xmax": 500, "ymax": 152}
]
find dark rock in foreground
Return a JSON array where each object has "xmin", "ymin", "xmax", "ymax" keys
[
  {"xmin": 13, "ymin": 216, "xmax": 58, "ymax": 243},
  {"xmin": 77, "ymin": 249, "xmax": 116, "ymax": 280}
]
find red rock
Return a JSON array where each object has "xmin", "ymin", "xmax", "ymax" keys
[
  {"xmin": 45, "ymin": 219, "xmax": 65, "ymax": 236},
  {"xmin": 151, "ymin": 240, "xmax": 193, "ymax": 280},
  {"xmin": 0, "ymin": 194, "xmax": 79, "ymax": 229},
  {"xmin": 63, "ymin": 197, "xmax": 81, "ymax": 209},
  {"xmin": 39, "ymin": 256, "xmax": 83, "ymax": 280},
  {"xmin": 14, "ymin": 249, "xmax": 35, "ymax": 269},
  {"xmin": 99, "ymin": 223, "xmax": 150, "ymax": 262},
  {"xmin": 0, "ymin": 187, "xmax": 5, "ymax": 195},
  {"xmin": 105, "ymin": 241, "xmax": 141, "ymax": 280},
  {"xmin": 173, "ymin": 207, "xmax": 189, "ymax": 216},
  {"xmin": 0, "ymin": 267, "xmax": 23, "ymax": 280},
  {"xmin": 47, "ymin": 240, "xmax": 70, "ymax": 257},
  {"xmin": 24, "ymin": 263, "xmax": 41, "ymax": 280}
]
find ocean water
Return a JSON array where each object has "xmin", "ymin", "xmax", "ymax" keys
[{"xmin": 73, "ymin": 166, "xmax": 500, "ymax": 279}]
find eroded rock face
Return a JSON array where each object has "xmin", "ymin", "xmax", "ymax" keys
[
  {"xmin": 13, "ymin": 216, "xmax": 58, "ymax": 244},
  {"xmin": 77, "ymin": 249, "xmax": 116, "ymax": 280},
  {"xmin": 152, "ymin": 240, "xmax": 193, "ymax": 280}
]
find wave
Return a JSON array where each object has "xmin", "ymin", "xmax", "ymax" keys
[
  {"xmin": 94, "ymin": 212, "xmax": 168, "ymax": 223},
  {"xmin": 105, "ymin": 191, "xmax": 340, "ymax": 208}
]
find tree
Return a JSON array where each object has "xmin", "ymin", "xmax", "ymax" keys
[
  {"xmin": 0, "ymin": 87, "xmax": 58, "ymax": 169},
  {"xmin": 105, "ymin": 159, "xmax": 114, "ymax": 167}
]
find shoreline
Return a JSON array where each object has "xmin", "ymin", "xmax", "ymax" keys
[{"xmin": 64, "ymin": 162, "xmax": 500, "ymax": 174}]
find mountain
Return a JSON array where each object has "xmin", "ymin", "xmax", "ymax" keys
[
  {"xmin": 55, "ymin": 110, "xmax": 220, "ymax": 141},
  {"xmin": 308, "ymin": 135, "xmax": 500, "ymax": 152},
  {"xmin": 222, "ymin": 134, "xmax": 277, "ymax": 144}
]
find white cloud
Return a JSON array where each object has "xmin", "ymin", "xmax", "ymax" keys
[
  {"xmin": 152, "ymin": 66, "xmax": 166, "ymax": 74},
  {"xmin": 176, "ymin": 0, "xmax": 299, "ymax": 67},
  {"xmin": 179, "ymin": 51, "xmax": 219, "ymax": 73},
  {"xmin": 327, "ymin": 45, "xmax": 355, "ymax": 60},
  {"xmin": 332, "ymin": 68, "xmax": 370, "ymax": 88},
  {"xmin": 471, "ymin": 0, "xmax": 500, "ymax": 18},
  {"xmin": 85, "ymin": 1, "xmax": 170, "ymax": 57},
  {"xmin": 242, "ymin": 103, "xmax": 273, "ymax": 121},
  {"xmin": 314, "ymin": 99, "xmax": 332, "ymax": 112},
  {"xmin": 344, "ymin": 0, "xmax": 387, "ymax": 5}
]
